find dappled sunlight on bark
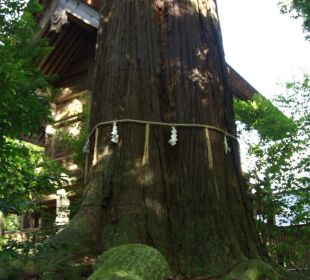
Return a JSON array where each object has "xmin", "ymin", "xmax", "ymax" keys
[{"xmin": 33, "ymin": 0, "xmax": 278, "ymax": 277}]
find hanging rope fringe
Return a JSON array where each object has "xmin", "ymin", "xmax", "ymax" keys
[
  {"xmin": 83, "ymin": 138, "xmax": 90, "ymax": 154},
  {"xmin": 86, "ymin": 119, "xmax": 238, "ymax": 141},
  {"xmin": 142, "ymin": 123, "xmax": 150, "ymax": 166},
  {"xmin": 83, "ymin": 119, "xmax": 237, "ymax": 169},
  {"xmin": 111, "ymin": 121, "xmax": 119, "ymax": 143},
  {"xmin": 93, "ymin": 127, "xmax": 99, "ymax": 166},
  {"xmin": 168, "ymin": 126, "xmax": 178, "ymax": 146},
  {"xmin": 205, "ymin": 128, "xmax": 213, "ymax": 170},
  {"xmin": 224, "ymin": 134, "xmax": 231, "ymax": 154}
]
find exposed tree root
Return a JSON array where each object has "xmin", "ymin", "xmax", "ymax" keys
[
  {"xmin": 220, "ymin": 259, "xmax": 309, "ymax": 280},
  {"xmin": 220, "ymin": 260, "xmax": 279, "ymax": 280}
]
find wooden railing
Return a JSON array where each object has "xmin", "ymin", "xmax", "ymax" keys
[
  {"xmin": 3, "ymin": 226, "xmax": 63, "ymax": 244},
  {"xmin": 259, "ymin": 224, "xmax": 310, "ymax": 271}
]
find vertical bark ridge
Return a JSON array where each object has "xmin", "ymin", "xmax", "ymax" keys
[{"xmin": 66, "ymin": 0, "xmax": 270, "ymax": 275}]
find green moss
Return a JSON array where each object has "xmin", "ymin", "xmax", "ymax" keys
[
  {"xmin": 87, "ymin": 244, "xmax": 171, "ymax": 280},
  {"xmin": 100, "ymin": 219, "xmax": 137, "ymax": 250},
  {"xmin": 40, "ymin": 271, "xmax": 64, "ymax": 280},
  {"xmin": 221, "ymin": 260, "xmax": 279, "ymax": 280},
  {"xmin": 0, "ymin": 256, "xmax": 38, "ymax": 280},
  {"xmin": 0, "ymin": 267, "xmax": 23, "ymax": 280},
  {"xmin": 57, "ymin": 266, "xmax": 84, "ymax": 280}
]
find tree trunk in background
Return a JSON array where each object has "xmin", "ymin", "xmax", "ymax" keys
[{"xmin": 54, "ymin": 0, "xmax": 267, "ymax": 275}]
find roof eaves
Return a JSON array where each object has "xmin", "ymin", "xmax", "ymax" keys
[
  {"xmin": 38, "ymin": 0, "xmax": 99, "ymax": 34},
  {"xmin": 38, "ymin": 1, "xmax": 259, "ymax": 102},
  {"xmin": 227, "ymin": 64, "xmax": 258, "ymax": 100}
]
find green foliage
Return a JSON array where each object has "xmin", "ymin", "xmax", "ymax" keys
[
  {"xmin": 0, "ymin": 226, "xmax": 65, "ymax": 280},
  {"xmin": 0, "ymin": 138, "xmax": 68, "ymax": 214},
  {"xmin": 235, "ymin": 76, "xmax": 309, "ymax": 274},
  {"xmin": 0, "ymin": 0, "xmax": 68, "ymax": 216},
  {"xmin": 0, "ymin": 230, "xmax": 53, "ymax": 280},
  {"xmin": 2, "ymin": 214, "xmax": 19, "ymax": 231},
  {"xmin": 0, "ymin": 0, "xmax": 54, "ymax": 139},
  {"xmin": 236, "ymin": 74, "xmax": 309, "ymax": 226},
  {"xmin": 0, "ymin": 237, "xmax": 57, "ymax": 280},
  {"xmin": 234, "ymin": 94, "xmax": 296, "ymax": 140},
  {"xmin": 54, "ymin": 101, "xmax": 90, "ymax": 170},
  {"xmin": 0, "ymin": 255, "xmax": 37, "ymax": 280},
  {"xmin": 271, "ymin": 75, "xmax": 310, "ymax": 225},
  {"xmin": 279, "ymin": 0, "xmax": 310, "ymax": 40}
]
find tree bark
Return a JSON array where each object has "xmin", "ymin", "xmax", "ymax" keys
[{"xmin": 51, "ymin": 0, "xmax": 268, "ymax": 276}]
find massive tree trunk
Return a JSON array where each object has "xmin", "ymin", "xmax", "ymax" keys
[{"xmin": 49, "ymin": 0, "xmax": 269, "ymax": 276}]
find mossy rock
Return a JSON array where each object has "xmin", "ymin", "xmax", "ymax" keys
[{"xmin": 87, "ymin": 244, "xmax": 171, "ymax": 280}]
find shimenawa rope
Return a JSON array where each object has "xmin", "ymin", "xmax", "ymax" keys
[{"xmin": 83, "ymin": 119, "xmax": 237, "ymax": 180}]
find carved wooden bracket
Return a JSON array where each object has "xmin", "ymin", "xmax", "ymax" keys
[{"xmin": 50, "ymin": 7, "xmax": 68, "ymax": 33}]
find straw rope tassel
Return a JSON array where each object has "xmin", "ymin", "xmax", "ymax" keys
[
  {"xmin": 84, "ymin": 153, "xmax": 89, "ymax": 184},
  {"xmin": 205, "ymin": 128, "xmax": 213, "ymax": 170},
  {"xmin": 142, "ymin": 123, "xmax": 150, "ymax": 166},
  {"xmin": 93, "ymin": 127, "xmax": 99, "ymax": 166},
  {"xmin": 224, "ymin": 134, "xmax": 231, "ymax": 154}
]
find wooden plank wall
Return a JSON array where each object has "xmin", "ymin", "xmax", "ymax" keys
[{"xmin": 42, "ymin": 22, "xmax": 97, "ymax": 186}]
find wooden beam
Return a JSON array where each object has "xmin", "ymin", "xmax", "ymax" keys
[
  {"xmin": 227, "ymin": 64, "xmax": 258, "ymax": 100},
  {"xmin": 34, "ymin": 0, "xmax": 59, "ymax": 41},
  {"xmin": 59, "ymin": 0, "xmax": 99, "ymax": 28},
  {"xmin": 37, "ymin": 0, "xmax": 99, "ymax": 37}
]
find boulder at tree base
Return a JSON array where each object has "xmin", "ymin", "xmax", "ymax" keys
[{"xmin": 87, "ymin": 244, "xmax": 171, "ymax": 280}]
